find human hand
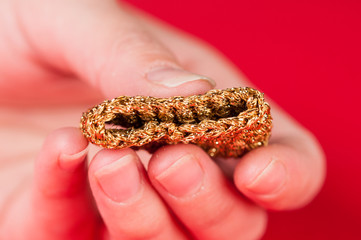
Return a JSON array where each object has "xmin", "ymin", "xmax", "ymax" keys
[{"xmin": 0, "ymin": 0, "xmax": 326, "ymax": 239}]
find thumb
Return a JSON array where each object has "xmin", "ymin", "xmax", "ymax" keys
[{"xmin": 15, "ymin": 0, "xmax": 215, "ymax": 98}]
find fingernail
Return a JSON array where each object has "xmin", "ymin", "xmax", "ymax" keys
[
  {"xmin": 59, "ymin": 146, "xmax": 89, "ymax": 170},
  {"xmin": 154, "ymin": 154, "xmax": 204, "ymax": 198},
  {"xmin": 147, "ymin": 67, "xmax": 216, "ymax": 88},
  {"xmin": 95, "ymin": 154, "xmax": 141, "ymax": 203},
  {"xmin": 245, "ymin": 159, "xmax": 287, "ymax": 195}
]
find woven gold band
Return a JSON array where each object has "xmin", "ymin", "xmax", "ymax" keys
[{"xmin": 80, "ymin": 87, "xmax": 272, "ymax": 157}]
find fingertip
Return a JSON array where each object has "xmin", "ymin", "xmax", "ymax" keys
[
  {"xmin": 234, "ymin": 144, "xmax": 324, "ymax": 210},
  {"xmin": 234, "ymin": 146, "xmax": 290, "ymax": 195},
  {"xmin": 89, "ymin": 149, "xmax": 142, "ymax": 204},
  {"xmin": 148, "ymin": 145, "xmax": 206, "ymax": 199},
  {"xmin": 88, "ymin": 149, "xmax": 185, "ymax": 239},
  {"xmin": 89, "ymin": 148, "xmax": 137, "ymax": 174},
  {"xmin": 35, "ymin": 127, "xmax": 89, "ymax": 196},
  {"xmin": 39, "ymin": 127, "xmax": 89, "ymax": 168},
  {"xmin": 31, "ymin": 128, "xmax": 98, "ymax": 238},
  {"xmin": 148, "ymin": 144, "xmax": 208, "ymax": 182},
  {"xmin": 144, "ymin": 67, "xmax": 215, "ymax": 97},
  {"xmin": 148, "ymin": 144, "xmax": 267, "ymax": 240},
  {"xmin": 101, "ymin": 66, "xmax": 215, "ymax": 99},
  {"xmin": 44, "ymin": 127, "xmax": 88, "ymax": 152}
]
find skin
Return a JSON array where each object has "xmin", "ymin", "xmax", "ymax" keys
[{"xmin": 0, "ymin": 0, "xmax": 326, "ymax": 239}]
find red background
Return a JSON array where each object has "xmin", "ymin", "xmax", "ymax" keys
[{"xmin": 125, "ymin": 0, "xmax": 361, "ymax": 239}]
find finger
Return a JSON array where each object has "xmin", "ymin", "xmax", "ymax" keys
[
  {"xmin": 234, "ymin": 123, "xmax": 326, "ymax": 210},
  {"xmin": 148, "ymin": 144, "xmax": 267, "ymax": 240},
  {"xmin": 88, "ymin": 149, "xmax": 187, "ymax": 240},
  {"xmin": 14, "ymin": 0, "xmax": 215, "ymax": 98},
  {"xmin": 1, "ymin": 128, "xmax": 98, "ymax": 239},
  {"xmin": 33, "ymin": 127, "xmax": 99, "ymax": 239}
]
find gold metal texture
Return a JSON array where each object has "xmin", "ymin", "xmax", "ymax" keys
[{"xmin": 80, "ymin": 87, "xmax": 272, "ymax": 157}]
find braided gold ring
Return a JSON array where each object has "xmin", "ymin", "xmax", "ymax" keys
[{"xmin": 80, "ymin": 87, "xmax": 272, "ymax": 157}]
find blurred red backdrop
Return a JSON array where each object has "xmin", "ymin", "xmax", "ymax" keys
[{"xmin": 125, "ymin": 0, "xmax": 361, "ymax": 239}]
